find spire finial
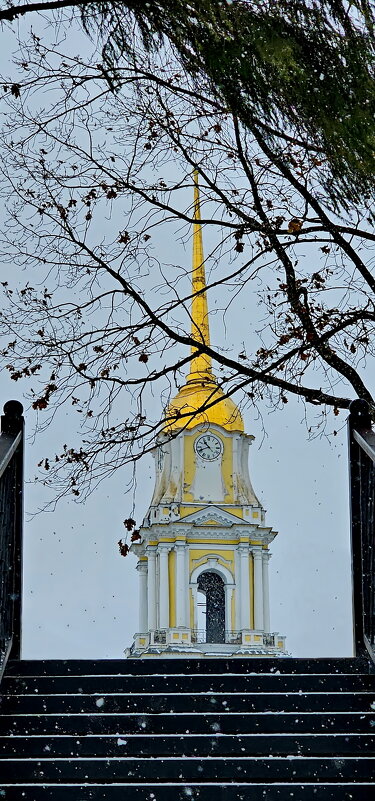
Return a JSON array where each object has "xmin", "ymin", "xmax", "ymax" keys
[{"xmin": 187, "ymin": 171, "xmax": 215, "ymax": 384}]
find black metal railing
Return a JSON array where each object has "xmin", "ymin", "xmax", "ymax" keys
[
  {"xmin": 348, "ymin": 399, "xmax": 375, "ymax": 663},
  {"xmin": 191, "ymin": 630, "xmax": 242, "ymax": 645},
  {"xmin": 0, "ymin": 401, "xmax": 24, "ymax": 679}
]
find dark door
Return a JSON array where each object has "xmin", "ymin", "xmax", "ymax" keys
[{"xmin": 197, "ymin": 571, "xmax": 225, "ymax": 643}]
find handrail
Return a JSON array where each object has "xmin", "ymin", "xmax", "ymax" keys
[
  {"xmin": 348, "ymin": 398, "xmax": 375, "ymax": 665},
  {"xmin": 0, "ymin": 400, "xmax": 24, "ymax": 680},
  {"xmin": 0, "ymin": 430, "xmax": 22, "ymax": 478},
  {"xmin": 353, "ymin": 428, "xmax": 375, "ymax": 465}
]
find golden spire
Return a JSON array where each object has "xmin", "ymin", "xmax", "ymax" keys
[
  {"xmin": 187, "ymin": 171, "xmax": 214, "ymax": 384},
  {"xmin": 164, "ymin": 171, "xmax": 244, "ymax": 433}
]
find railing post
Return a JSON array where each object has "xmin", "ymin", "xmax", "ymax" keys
[
  {"xmin": 1, "ymin": 400, "xmax": 24, "ymax": 661},
  {"xmin": 348, "ymin": 398, "xmax": 373, "ymax": 657}
]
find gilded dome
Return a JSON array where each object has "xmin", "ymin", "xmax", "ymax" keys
[{"xmin": 164, "ymin": 375, "xmax": 244, "ymax": 433}]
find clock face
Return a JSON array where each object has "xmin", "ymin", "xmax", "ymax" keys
[{"xmin": 194, "ymin": 434, "xmax": 223, "ymax": 461}]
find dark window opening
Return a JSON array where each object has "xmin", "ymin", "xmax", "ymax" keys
[{"xmin": 197, "ymin": 571, "xmax": 225, "ymax": 643}]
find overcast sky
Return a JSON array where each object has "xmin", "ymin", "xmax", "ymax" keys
[
  {"xmin": 0, "ymin": 13, "xmax": 361, "ymax": 661},
  {"xmin": 1, "ymin": 367, "xmax": 352, "ymax": 660}
]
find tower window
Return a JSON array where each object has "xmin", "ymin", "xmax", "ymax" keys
[{"xmin": 197, "ymin": 571, "xmax": 225, "ymax": 643}]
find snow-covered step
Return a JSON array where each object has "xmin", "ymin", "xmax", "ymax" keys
[
  {"xmin": 3, "ymin": 671, "xmax": 374, "ymax": 695},
  {"xmin": 0, "ymin": 732, "xmax": 374, "ymax": 758},
  {"xmin": 2, "ymin": 691, "xmax": 374, "ymax": 715},
  {"xmin": 1, "ymin": 711, "xmax": 375, "ymax": 736},
  {"xmin": 5, "ymin": 657, "xmax": 371, "ymax": 676},
  {"xmin": 2, "ymin": 755, "xmax": 375, "ymax": 783},
  {"xmin": 1, "ymin": 657, "xmax": 374, "ymax": 798},
  {"xmin": 1, "ymin": 782, "xmax": 375, "ymax": 800}
]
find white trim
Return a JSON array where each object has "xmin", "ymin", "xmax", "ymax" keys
[
  {"xmin": 190, "ymin": 559, "xmax": 234, "ymax": 586},
  {"xmin": 191, "ymin": 552, "xmax": 233, "ymax": 570}
]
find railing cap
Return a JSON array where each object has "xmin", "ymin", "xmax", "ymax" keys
[
  {"xmin": 349, "ymin": 398, "xmax": 373, "ymax": 430},
  {"xmin": 1, "ymin": 400, "xmax": 24, "ymax": 436}
]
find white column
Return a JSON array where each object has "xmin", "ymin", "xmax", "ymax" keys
[
  {"xmin": 185, "ymin": 545, "xmax": 190, "ymax": 628},
  {"xmin": 158, "ymin": 545, "xmax": 170, "ymax": 629},
  {"xmin": 239, "ymin": 545, "xmax": 251, "ymax": 630},
  {"xmin": 175, "ymin": 543, "xmax": 187, "ymax": 627},
  {"xmin": 147, "ymin": 550, "xmax": 157, "ymax": 632},
  {"xmin": 234, "ymin": 549, "xmax": 241, "ymax": 631},
  {"xmin": 225, "ymin": 584, "xmax": 234, "ymax": 635},
  {"xmin": 254, "ymin": 547, "xmax": 264, "ymax": 630},
  {"xmin": 262, "ymin": 551, "xmax": 271, "ymax": 633},
  {"xmin": 136, "ymin": 560, "xmax": 148, "ymax": 633},
  {"xmin": 191, "ymin": 584, "xmax": 198, "ymax": 630}
]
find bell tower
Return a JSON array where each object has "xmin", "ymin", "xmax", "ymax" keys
[{"xmin": 127, "ymin": 174, "xmax": 286, "ymax": 657}]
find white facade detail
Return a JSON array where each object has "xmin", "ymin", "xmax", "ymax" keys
[{"xmin": 126, "ymin": 423, "xmax": 287, "ymax": 659}]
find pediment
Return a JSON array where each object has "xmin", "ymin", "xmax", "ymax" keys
[{"xmin": 180, "ymin": 505, "xmax": 247, "ymax": 527}]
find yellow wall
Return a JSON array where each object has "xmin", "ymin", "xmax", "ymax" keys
[
  {"xmin": 189, "ymin": 548, "xmax": 235, "ymax": 578},
  {"xmin": 183, "ymin": 433, "xmax": 235, "ymax": 503},
  {"xmin": 179, "ymin": 504, "xmax": 244, "ymax": 521},
  {"xmin": 223, "ymin": 507, "xmax": 243, "ymax": 519},
  {"xmin": 179, "ymin": 505, "xmax": 203, "ymax": 519},
  {"xmin": 183, "ymin": 436, "xmax": 195, "ymax": 502}
]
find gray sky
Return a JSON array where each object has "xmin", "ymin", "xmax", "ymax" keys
[{"xmin": 9, "ymin": 375, "xmax": 352, "ymax": 660}]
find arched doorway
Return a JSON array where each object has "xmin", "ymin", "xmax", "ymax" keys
[{"xmin": 197, "ymin": 571, "xmax": 225, "ymax": 643}]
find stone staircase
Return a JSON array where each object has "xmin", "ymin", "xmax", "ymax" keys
[{"xmin": 1, "ymin": 657, "xmax": 375, "ymax": 799}]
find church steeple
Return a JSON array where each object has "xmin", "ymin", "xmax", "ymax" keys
[{"xmin": 126, "ymin": 171, "xmax": 286, "ymax": 660}]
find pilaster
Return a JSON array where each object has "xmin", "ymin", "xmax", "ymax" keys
[
  {"xmin": 147, "ymin": 548, "xmax": 157, "ymax": 632},
  {"xmin": 175, "ymin": 542, "xmax": 187, "ymax": 627},
  {"xmin": 158, "ymin": 544, "xmax": 170, "ymax": 629},
  {"xmin": 262, "ymin": 550, "xmax": 271, "ymax": 633},
  {"xmin": 253, "ymin": 547, "xmax": 264, "ymax": 630},
  {"xmin": 239, "ymin": 544, "xmax": 251, "ymax": 630},
  {"xmin": 136, "ymin": 560, "xmax": 148, "ymax": 633}
]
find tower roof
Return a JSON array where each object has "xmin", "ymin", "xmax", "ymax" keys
[{"xmin": 165, "ymin": 172, "xmax": 244, "ymax": 433}]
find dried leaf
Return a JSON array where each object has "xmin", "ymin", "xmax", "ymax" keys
[{"xmin": 288, "ymin": 218, "xmax": 303, "ymax": 233}]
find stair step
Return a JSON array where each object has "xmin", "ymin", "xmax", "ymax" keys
[
  {"xmin": 2, "ymin": 755, "xmax": 375, "ymax": 783},
  {"xmin": 0, "ymin": 733, "xmax": 374, "ymax": 757},
  {"xmin": 2, "ymin": 658, "xmax": 374, "ymax": 796},
  {"xmin": 1, "ymin": 691, "xmax": 374, "ymax": 714},
  {"xmin": 1, "ymin": 783, "xmax": 374, "ymax": 800},
  {"xmin": 5, "ymin": 657, "xmax": 372, "ymax": 676},
  {"xmin": 3, "ymin": 673, "xmax": 374, "ymax": 694},
  {"xmin": 1, "ymin": 711, "xmax": 374, "ymax": 735}
]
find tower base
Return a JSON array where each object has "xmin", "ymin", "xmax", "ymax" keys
[{"xmin": 125, "ymin": 629, "xmax": 287, "ymax": 658}]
